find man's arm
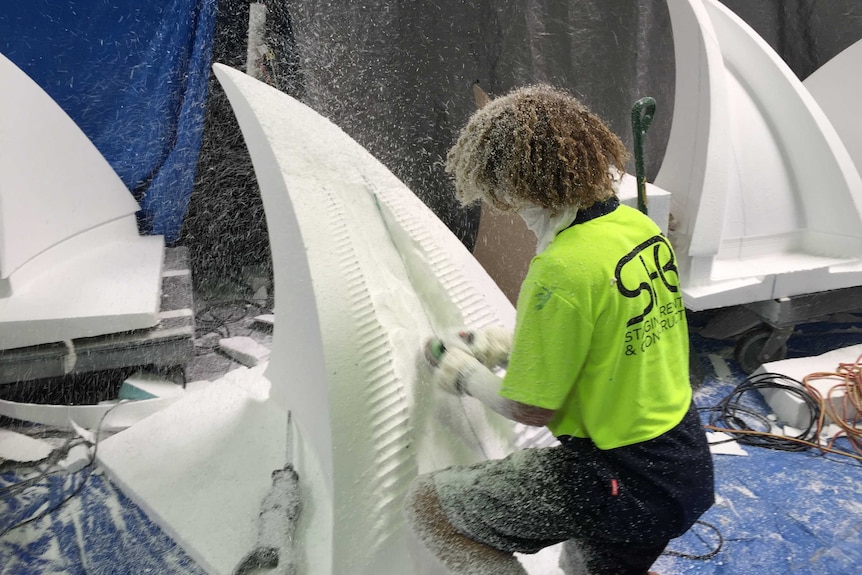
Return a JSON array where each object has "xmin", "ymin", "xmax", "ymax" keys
[{"xmin": 509, "ymin": 401, "xmax": 556, "ymax": 427}]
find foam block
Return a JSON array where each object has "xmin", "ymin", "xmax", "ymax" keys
[
  {"xmin": 97, "ymin": 366, "xmax": 288, "ymax": 575},
  {"xmin": 118, "ymin": 371, "xmax": 185, "ymax": 401},
  {"xmin": 0, "ymin": 429, "xmax": 53, "ymax": 462},
  {"xmin": 757, "ymin": 344, "xmax": 862, "ymax": 429},
  {"xmin": 219, "ymin": 336, "xmax": 271, "ymax": 367}
]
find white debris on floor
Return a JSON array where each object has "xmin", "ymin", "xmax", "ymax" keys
[
  {"xmin": 219, "ymin": 336, "xmax": 272, "ymax": 367},
  {"xmin": 0, "ymin": 428, "xmax": 54, "ymax": 462}
]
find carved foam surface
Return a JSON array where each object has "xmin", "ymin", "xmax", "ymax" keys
[{"xmin": 213, "ymin": 64, "xmax": 561, "ymax": 574}]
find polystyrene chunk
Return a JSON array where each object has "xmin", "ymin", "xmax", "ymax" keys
[
  {"xmin": 98, "ymin": 366, "xmax": 287, "ymax": 575},
  {"xmin": 219, "ymin": 336, "xmax": 271, "ymax": 367}
]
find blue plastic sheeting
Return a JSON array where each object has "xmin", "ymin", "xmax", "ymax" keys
[
  {"xmin": 654, "ymin": 388, "xmax": 862, "ymax": 574},
  {"xmin": 0, "ymin": 471, "xmax": 204, "ymax": 575},
  {"xmin": 0, "ymin": 1, "xmax": 217, "ymax": 243},
  {"xmin": 649, "ymin": 315, "xmax": 862, "ymax": 575}
]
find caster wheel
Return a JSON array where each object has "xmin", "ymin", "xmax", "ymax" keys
[{"xmin": 734, "ymin": 327, "xmax": 788, "ymax": 374}]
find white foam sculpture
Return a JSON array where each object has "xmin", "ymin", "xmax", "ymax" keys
[
  {"xmin": 212, "ymin": 64, "xmax": 561, "ymax": 575},
  {"xmin": 0, "ymin": 53, "xmax": 164, "ymax": 350},
  {"xmin": 657, "ymin": 0, "xmax": 862, "ymax": 311},
  {"xmin": 804, "ymin": 39, "xmax": 862, "ymax": 180}
]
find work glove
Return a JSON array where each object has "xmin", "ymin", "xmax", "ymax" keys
[
  {"xmin": 422, "ymin": 335, "xmax": 512, "ymax": 418},
  {"xmin": 422, "ymin": 337, "xmax": 482, "ymax": 396},
  {"xmin": 456, "ymin": 326, "xmax": 513, "ymax": 369}
]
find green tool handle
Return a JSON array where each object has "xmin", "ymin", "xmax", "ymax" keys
[{"xmin": 631, "ymin": 97, "xmax": 656, "ymax": 215}]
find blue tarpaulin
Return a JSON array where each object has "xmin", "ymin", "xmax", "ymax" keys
[{"xmin": 0, "ymin": 0, "xmax": 217, "ymax": 243}]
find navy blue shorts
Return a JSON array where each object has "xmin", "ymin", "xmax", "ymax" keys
[{"xmin": 431, "ymin": 402, "xmax": 714, "ymax": 574}]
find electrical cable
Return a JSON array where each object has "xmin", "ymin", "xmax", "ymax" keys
[
  {"xmin": 701, "ymin": 369, "xmax": 862, "ymax": 463},
  {"xmin": 0, "ymin": 435, "xmax": 88, "ymax": 497},
  {"xmin": 0, "ymin": 401, "xmax": 127, "ymax": 538},
  {"xmin": 662, "ymin": 520, "xmax": 723, "ymax": 561},
  {"xmin": 700, "ymin": 372, "xmax": 820, "ymax": 451},
  {"xmin": 801, "ymin": 350, "xmax": 862, "ymax": 457}
]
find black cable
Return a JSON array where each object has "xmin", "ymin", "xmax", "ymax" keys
[
  {"xmin": 193, "ymin": 299, "xmax": 270, "ymax": 355},
  {"xmin": 0, "ymin": 402, "xmax": 126, "ymax": 538},
  {"xmin": 663, "ymin": 520, "xmax": 724, "ymax": 561},
  {"xmin": 700, "ymin": 372, "xmax": 821, "ymax": 451},
  {"xmin": 195, "ymin": 299, "xmax": 269, "ymax": 333},
  {"xmin": 0, "ymin": 436, "xmax": 88, "ymax": 497}
]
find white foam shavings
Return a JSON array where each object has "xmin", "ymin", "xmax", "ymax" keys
[
  {"xmin": 707, "ymin": 431, "xmax": 749, "ymax": 456},
  {"xmin": 0, "ymin": 429, "xmax": 54, "ymax": 462},
  {"xmin": 253, "ymin": 313, "xmax": 274, "ymax": 326},
  {"xmin": 55, "ymin": 443, "xmax": 93, "ymax": 474},
  {"xmin": 219, "ymin": 336, "xmax": 271, "ymax": 367},
  {"xmin": 0, "ymin": 395, "xmax": 181, "ymax": 431},
  {"xmin": 69, "ymin": 419, "xmax": 97, "ymax": 444}
]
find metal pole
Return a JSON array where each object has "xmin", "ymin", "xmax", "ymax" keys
[{"xmin": 631, "ymin": 97, "xmax": 656, "ymax": 215}]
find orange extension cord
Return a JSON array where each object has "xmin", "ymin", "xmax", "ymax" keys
[
  {"xmin": 705, "ymin": 352, "xmax": 862, "ymax": 463},
  {"xmin": 801, "ymin": 351, "xmax": 862, "ymax": 457}
]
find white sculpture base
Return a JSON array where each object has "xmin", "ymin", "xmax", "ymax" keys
[{"xmin": 0, "ymin": 217, "xmax": 164, "ymax": 350}]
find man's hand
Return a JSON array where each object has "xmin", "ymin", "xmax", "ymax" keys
[
  {"xmin": 421, "ymin": 335, "xmax": 555, "ymax": 427},
  {"xmin": 456, "ymin": 326, "xmax": 513, "ymax": 369},
  {"xmin": 422, "ymin": 338, "xmax": 480, "ymax": 396}
]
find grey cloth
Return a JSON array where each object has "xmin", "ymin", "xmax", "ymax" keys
[
  {"xmin": 429, "ymin": 402, "xmax": 712, "ymax": 557},
  {"xmin": 284, "ymin": 1, "xmax": 862, "ymax": 244}
]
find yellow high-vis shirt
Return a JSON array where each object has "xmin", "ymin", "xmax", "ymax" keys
[{"xmin": 500, "ymin": 203, "xmax": 691, "ymax": 449}]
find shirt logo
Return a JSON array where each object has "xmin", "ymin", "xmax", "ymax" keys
[{"xmin": 614, "ymin": 236, "xmax": 684, "ymax": 356}]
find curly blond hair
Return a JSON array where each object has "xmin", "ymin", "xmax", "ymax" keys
[{"xmin": 445, "ymin": 84, "xmax": 629, "ymax": 214}]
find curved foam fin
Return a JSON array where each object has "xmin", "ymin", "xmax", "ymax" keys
[
  {"xmin": 0, "ymin": 54, "xmax": 163, "ymax": 349},
  {"xmin": 213, "ymin": 64, "xmax": 552, "ymax": 575},
  {"xmin": 657, "ymin": 0, "xmax": 862, "ymax": 310},
  {"xmin": 0, "ymin": 53, "xmax": 141, "ymax": 279},
  {"xmin": 804, "ymin": 39, "xmax": 862, "ymax": 178}
]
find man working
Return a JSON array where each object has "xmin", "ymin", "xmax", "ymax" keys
[{"xmin": 404, "ymin": 85, "xmax": 714, "ymax": 575}]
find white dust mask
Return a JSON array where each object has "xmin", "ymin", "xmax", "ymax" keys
[{"xmin": 518, "ymin": 204, "xmax": 580, "ymax": 254}]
